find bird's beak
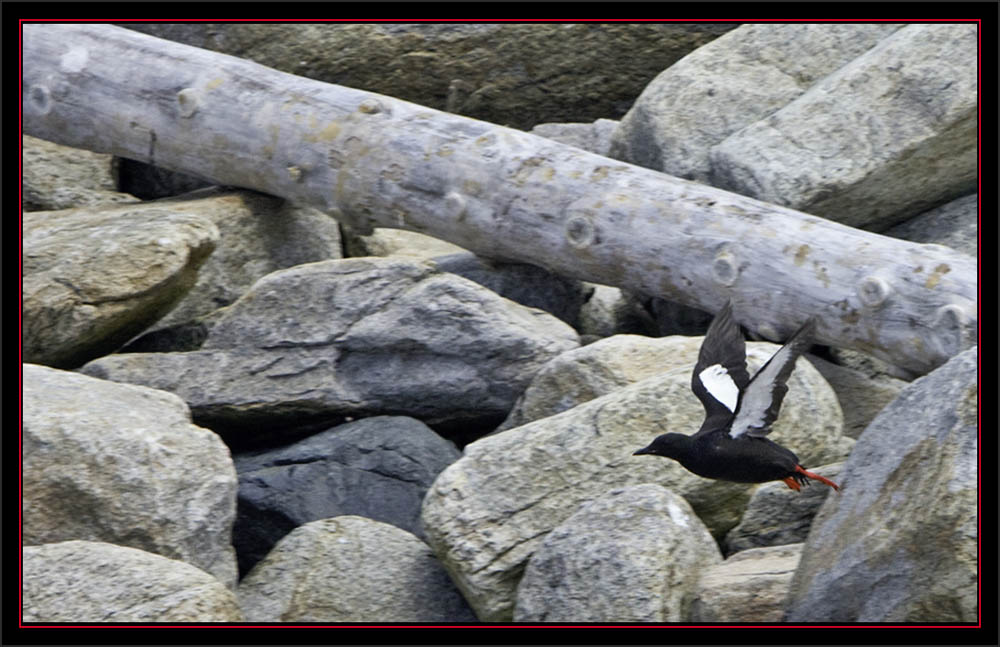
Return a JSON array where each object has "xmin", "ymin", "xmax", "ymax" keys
[{"xmin": 633, "ymin": 446, "xmax": 653, "ymax": 456}]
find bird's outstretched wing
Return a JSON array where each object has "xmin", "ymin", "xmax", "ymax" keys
[
  {"xmin": 691, "ymin": 301, "xmax": 751, "ymax": 428},
  {"xmin": 728, "ymin": 316, "xmax": 817, "ymax": 439}
]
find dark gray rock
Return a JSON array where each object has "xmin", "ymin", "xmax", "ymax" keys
[
  {"xmin": 80, "ymin": 257, "xmax": 580, "ymax": 432},
  {"xmin": 785, "ymin": 347, "xmax": 977, "ymax": 622},
  {"xmin": 432, "ymin": 252, "xmax": 586, "ymax": 327},
  {"xmin": 232, "ymin": 416, "xmax": 460, "ymax": 575}
]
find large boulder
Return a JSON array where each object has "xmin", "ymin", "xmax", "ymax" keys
[
  {"xmin": 22, "ymin": 203, "xmax": 218, "ymax": 368},
  {"xmin": 610, "ymin": 23, "xmax": 903, "ymax": 183},
  {"xmin": 232, "ymin": 416, "xmax": 460, "ymax": 574},
  {"xmin": 513, "ymin": 484, "xmax": 721, "ymax": 622},
  {"xmin": 22, "ymin": 541, "xmax": 244, "ymax": 622},
  {"xmin": 710, "ymin": 24, "xmax": 977, "ymax": 231},
  {"xmin": 22, "ymin": 364, "xmax": 239, "ymax": 588},
  {"xmin": 80, "ymin": 257, "xmax": 580, "ymax": 433},
  {"xmin": 785, "ymin": 347, "xmax": 978, "ymax": 622},
  {"xmin": 237, "ymin": 516, "xmax": 476, "ymax": 622},
  {"xmin": 421, "ymin": 350, "xmax": 849, "ymax": 621}
]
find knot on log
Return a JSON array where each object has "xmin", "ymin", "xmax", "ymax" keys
[
  {"xmin": 565, "ymin": 215, "xmax": 595, "ymax": 249},
  {"xmin": 713, "ymin": 251, "xmax": 739, "ymax": 286},
  {"xmin": 857, "ymin": 275, "xmax": 892, "ymax": 307},
  {"xmin": 358, "ymin": 99, "xmax": 386, "ymax": 115},
  {"xmin": 177, "ymin": 88, "xmax": 200, "ymax": 118},
  {"xmin": 444, "ymin": 192, "xmax": 468, "ymax": 221},
  {"xmin": 27, "ymin": 85, "xmax": 52, "ymax": 115},
  {"xmin": 933, "ymin": 304, "xmax": 970, "ymax": 357}
]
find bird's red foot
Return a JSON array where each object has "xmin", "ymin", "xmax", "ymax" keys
[
  {"xmin": 794, "ymin": 465, "xmax": 840, "ymax": 491},
  {"xmin": 782, "ymin": 476, "xmax": 802, "ymax": 491}
]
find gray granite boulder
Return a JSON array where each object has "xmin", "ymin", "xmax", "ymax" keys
[
  {"xmin": 80, "ymin": 257, "xmax": 580, "ymax": 432},
  {"xmin": 22, "ymin": 365, "xmax": 239, "ymax": 588},
  {"xmin": 232, "ymin": 416, "xmax": 460, "ymax": 575},
  {"xmin": 23, "ymin": 203, "xmax": 218, "ymax": 368},
  {"xmin": 422, "ymin": 350, "xmax": 849, "ymax": 621},
  {"xmin": 513, "ymin": 484, "xmax": 721, "ymax": 622},
  {"xmin": 711, "ymin": 24, "xmax": 977, "ymax": 231},
  {"xmin": 238, "ymin": 516, "xmax": 476, "ymax": 622},
  {"xmin": 785, "ymin": 347, "xmax": 977, "ymax": 622},
  {"xmin": 611, "ymin": 23, "xmax": 902, "ymax": 183},
  {"xmin": 22, "ymin": 541, "xmax": 244, "ymax": 622}
]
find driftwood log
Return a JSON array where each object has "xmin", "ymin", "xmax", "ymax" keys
[{"xmin": 22, "ymin": 24, "xmax": 976, "ymax": 375}]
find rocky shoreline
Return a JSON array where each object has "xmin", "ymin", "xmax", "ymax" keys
[{"xmin": 22, "ymin": 22, "xmax": 977, "ymax": 624}]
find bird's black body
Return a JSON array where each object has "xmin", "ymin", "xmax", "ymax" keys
[
  {"xmin": 634, "ymin": 301, "xmax": 839, "ymax": 492},
  {"xmin": 635, "ymin": 432, "xmax": 801, "ymax": 483}
]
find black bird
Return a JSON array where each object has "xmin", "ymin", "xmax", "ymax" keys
[{"xmin": 634, "ymin": 301, "xmax": 839, "ymax": 492}]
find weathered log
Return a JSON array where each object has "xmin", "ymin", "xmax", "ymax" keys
[{"xmin": 22, "ymin": 24, "xmax": 976, "ymax": 375}]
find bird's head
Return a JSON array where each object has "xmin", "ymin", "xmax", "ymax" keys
[{"xmin": 633, "ymin": 433, "xmax": 692, "ymax": 460}]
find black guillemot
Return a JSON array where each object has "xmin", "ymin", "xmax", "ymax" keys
[{"xmin": 633, "ymin": 300, "xmax": 840, "ymax": 492}]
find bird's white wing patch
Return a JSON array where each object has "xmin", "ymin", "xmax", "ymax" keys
[
  {"xmin": 698, "ymin": 363, "xmax": 739, "ymax": 413},
  {"xmin": 729, "ymin": 347, "xmax": 784, "ymax": 438}
]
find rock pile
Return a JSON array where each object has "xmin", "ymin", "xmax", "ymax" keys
[{"xmin": 21, "ymin": 22, "xmax": 977, "ymax": 624}]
